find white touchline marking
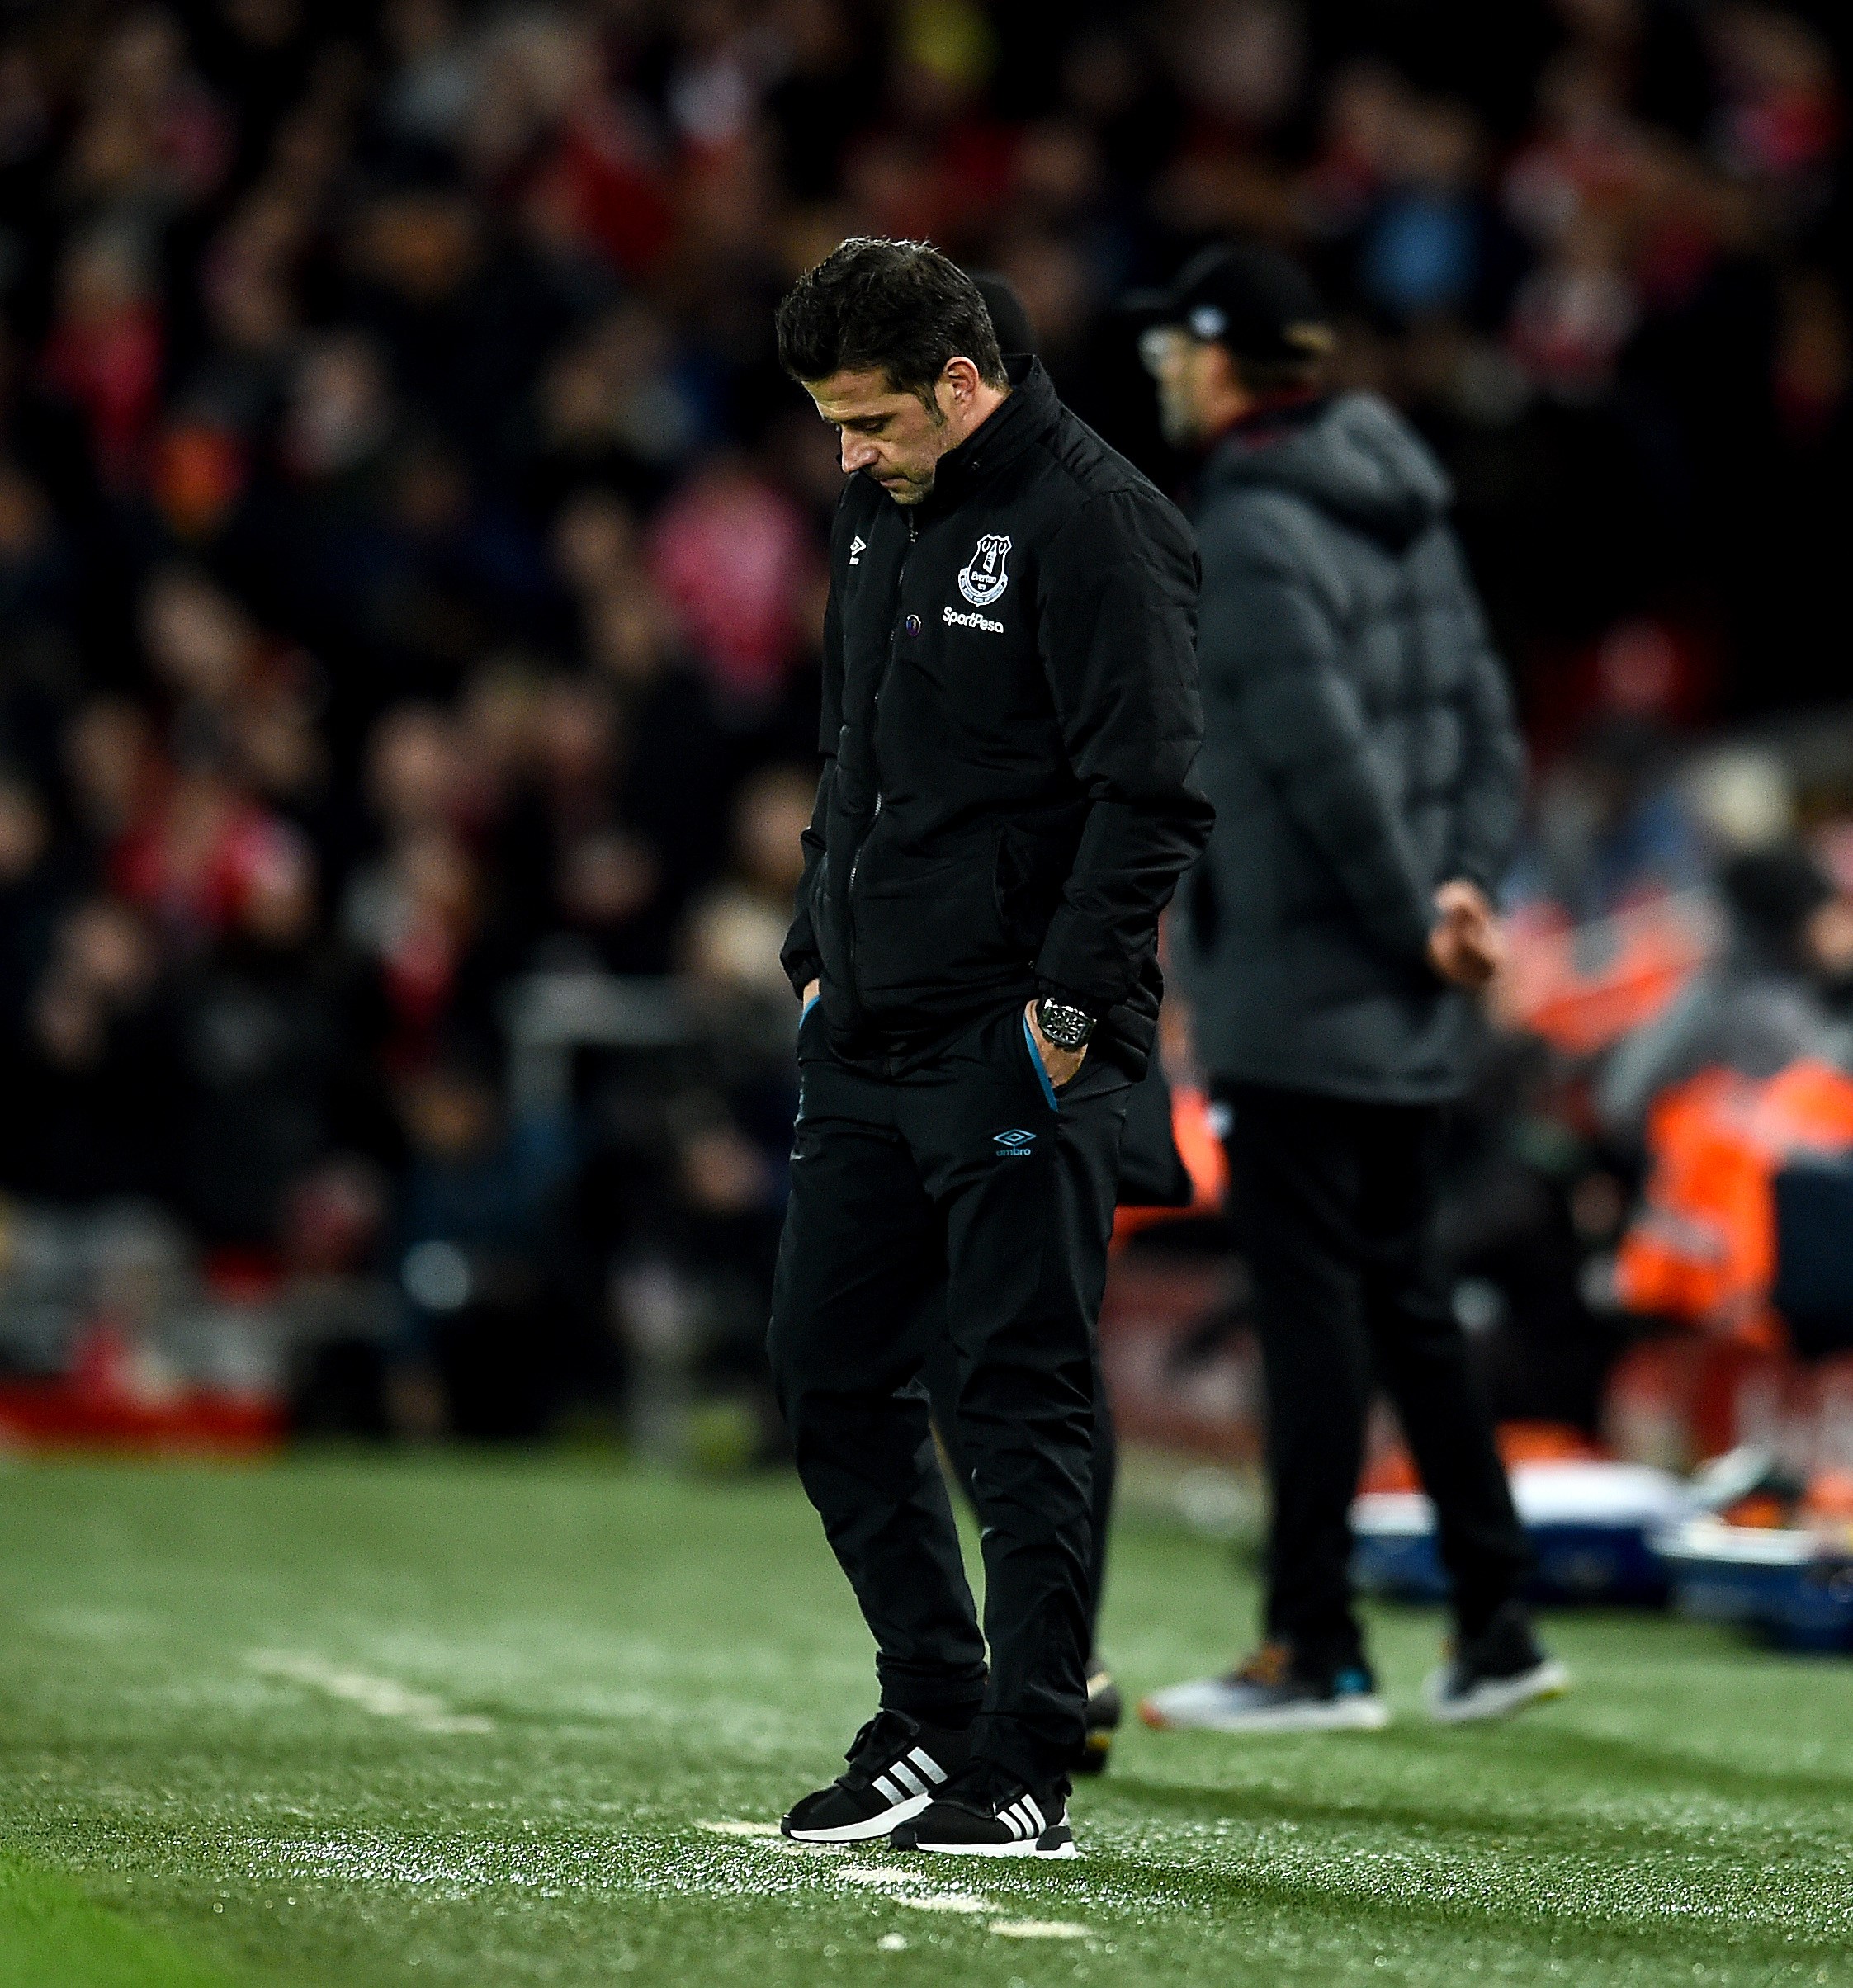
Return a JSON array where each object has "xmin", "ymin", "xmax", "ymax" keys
[
  {"xmin": 249, "ymin": 1652, "xmax": 494, "ymax": 1735},
  {"xmin": 693, "ymin": 1835, "xmax": 1094, "ymax": 1941}
]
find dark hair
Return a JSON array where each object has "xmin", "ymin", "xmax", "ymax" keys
[{"xmin": 776, "ymin": 238, "xmax": 1007, "ymax": 404}]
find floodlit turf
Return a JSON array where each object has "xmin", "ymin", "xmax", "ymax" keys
[
  {"xmin": 0, "ymin": 1460, "xmax": 1848, "ymax": 1988},
  {"xmin": 0, "ymin": 1853, "xmax": 234, "ymax": 1988}
]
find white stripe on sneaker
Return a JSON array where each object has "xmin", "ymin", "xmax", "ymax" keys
[
  {"xmin": 784, "ymin": 1790, "xmax": 933, "ymax": 1843},
  {"xmin": 890, "ymin": 1761, "xmax": 927, "ymax": 1798},
  {"xmin": 908, "ymin": 1748, "xmax": 947, "ymax": 1785},
  {"xmin": 872, "ymin": 1773, "xmax": 903, "ymax": 1804},
  {"xmin": 1021, "ymin": 1795, "xmax": 1045, "ymax": 1834}
]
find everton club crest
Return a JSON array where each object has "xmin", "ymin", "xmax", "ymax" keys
[{"xmin": 957, "ymin": 533, "xmax": 1012, "ymax": 607}]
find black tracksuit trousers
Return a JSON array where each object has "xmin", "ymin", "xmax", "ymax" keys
[
  {"xmin": 1222, "ymin": 1084, "xmax": 1530, "ymax": 1679},
  {"xmin": 921, "ymin": 1326, "xmax": 1116, "ymax": 1660},
  {"xmin": 768, "ymin": 1003, "xmax": 1129, "ymax": 1784}
]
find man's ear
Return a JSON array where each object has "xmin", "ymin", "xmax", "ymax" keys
[{"xmin": 940, "ymin": 356, "xmax": 982, "ymax": 408}]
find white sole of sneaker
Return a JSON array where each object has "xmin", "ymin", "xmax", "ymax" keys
[
  {"xmin": 1425, "ymin": 1660, "xmax": 1572, "ymax": 1725},
  {"xmin": 914, "ymin": 1837, "xmax": 1078, "ymax": 1859},
  {"xmin": 1139, "ymin": 1695, "xmax": 1391, "ymax": 1735},
  {"xmin": 783, "ymin": 1792, "xmax": 931, "ymax": 1844}
]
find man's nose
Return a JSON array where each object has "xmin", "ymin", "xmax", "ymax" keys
[{"xmin": 841, "ymin": 434, "xmax": 877, "ymax": 474}]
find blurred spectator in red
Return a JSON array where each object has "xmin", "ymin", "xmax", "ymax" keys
[
  {"xmin": 41, "ymin": 230, "xmax": 165, "ymax": 492},
  {"xmin": 344, "ymin": 821, "xmax": 499, "ymax": 1077},
  {"xmin": 113, "ymin": 754, "xmax": 305, "ymax": 956},
  {"xmin": 1708, "ymin": 3, "xmax": 1841, "ymax": 187},
  {"xmin": 647, "ymin": 456, "xmax": 815, "ymax": 708}
]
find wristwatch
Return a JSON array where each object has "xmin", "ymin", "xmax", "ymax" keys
[{"xmin": 1035, "ymin": 998, "xmax": 1096, "ymax": 1051}]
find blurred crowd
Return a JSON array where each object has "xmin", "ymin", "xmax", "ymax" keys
[{"xmin": 0, "ymin": 0, "xmax": 1847, "ymax": 1445}]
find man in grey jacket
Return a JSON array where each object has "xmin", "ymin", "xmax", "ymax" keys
[{"xmin": 1133, "ymin": 245, "xmax": 1569, "ymax": 1731}]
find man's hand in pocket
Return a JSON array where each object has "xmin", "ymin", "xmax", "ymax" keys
[{"xmin": 1025, "ymin": 999, "xmax": 1087, "ymax": 1088}]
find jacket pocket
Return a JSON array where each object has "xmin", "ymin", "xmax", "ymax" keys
[
  {"xmin": 992, "ymin": 817, "xmax": 1080, "ymax": 954},
  {"xmin": 853, "ymin": 843, "xmax": 1018, "ymax": 1013}
]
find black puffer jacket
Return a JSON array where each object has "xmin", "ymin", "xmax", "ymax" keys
[
  {"xmin": 782, "ymin": 358, "xmax": 1212, "ymax": 1074},
  {"xmin": 1177, "ymin": 393, "xmax": 1524, "ymax": 1102}
]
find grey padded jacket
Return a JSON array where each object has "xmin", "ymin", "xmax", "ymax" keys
[{"xmin": 1176, "ymin": 392, "xmax": 1524, "ymax": 1103}]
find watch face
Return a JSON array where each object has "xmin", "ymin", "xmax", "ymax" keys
[{"xmin": 1038, "ymin": 1001, "xmax": 1094, "ymax": 1049}]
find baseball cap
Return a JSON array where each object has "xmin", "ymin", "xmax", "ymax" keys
[{"xmin": 1127, "ymin": 243, "xmax": 1335, "ymax": 363}]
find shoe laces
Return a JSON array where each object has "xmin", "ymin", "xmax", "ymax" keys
[
  {"xmin": 938, "ymin": 1756, "xmax": 1048, "ymax": 1819},
  {"xmin": 841, "ymin": 1708, "xmax": 921, "ymax": 1788}
]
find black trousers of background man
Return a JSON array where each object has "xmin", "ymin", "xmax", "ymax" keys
[
  {"xmin": 1221, "ymin": 1083, "xmax": 1530, "ymax": 1679},
  {"xmin": 768, "ymin": 1005, "xmax": 1129, "ymax": 1785}
]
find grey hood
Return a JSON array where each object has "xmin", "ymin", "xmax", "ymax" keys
[{"xmin": 1202, "ymin": 391, "xmax": 1452, "ymax": 549}]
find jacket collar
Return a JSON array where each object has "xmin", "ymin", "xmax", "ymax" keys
[
  {"xmin": 919, "ymin": 355, "xmax": 1059, "ymax": 513},
  {"xmin": 1201, "ymin": 392, "xmax": 1332, "ymax": 489}
]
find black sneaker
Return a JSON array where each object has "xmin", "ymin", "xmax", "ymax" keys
[
  {"xmin": 890, "ymin": 1759, "xmax": 1076, "ymax": 1859},
  {"xmin": 1072, "ymin": 1656, "xmax": 1121, "ymax": 1776},
  {"xmin": 1425, "ymin": 1602, "xmax": 1572, "ymax": 1724},
  {"xmin": 782, "ymin": 1709, "xmax": 971, "ymax": 1844}
]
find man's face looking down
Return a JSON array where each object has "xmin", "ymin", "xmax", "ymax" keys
[{"xmin": 804, "ymin": 357, "xmax": 992, "ymax": 506}]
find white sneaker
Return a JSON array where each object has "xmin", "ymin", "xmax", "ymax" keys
[
  {"xmin": 1425, "ymin": 1603, "xmax": 1572, "ymax": 1724},
  {"xmin": 1425, "ymin": 1655, "xmax": 1572, "ymax": 1723},
  {"xmin": 1140, "ymin": 1647, "xmax": 1391, "ymax": 1734}
]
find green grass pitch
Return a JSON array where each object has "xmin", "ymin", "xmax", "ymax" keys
[{"xmin": 0, "ymin": 1457, "xmax": 1847, "ymax": 1987}]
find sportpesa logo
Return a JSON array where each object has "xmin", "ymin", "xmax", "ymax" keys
[{"xmin": 943, "ymin": 604, "xmax": 1004, "ymax": 633}]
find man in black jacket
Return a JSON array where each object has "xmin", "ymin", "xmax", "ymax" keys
[
  {"xmin": 767, "ymin": 238, "xmax": 1210, "ymax": 1857},
  {"xmin": 1131, "ymin": 245, "xmax": 1569, "ymax": 1734}
]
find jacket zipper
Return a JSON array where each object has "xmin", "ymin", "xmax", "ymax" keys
[{"xmin": 846, "ymin": 510, "xmax": 918, "ymax": 1007}]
